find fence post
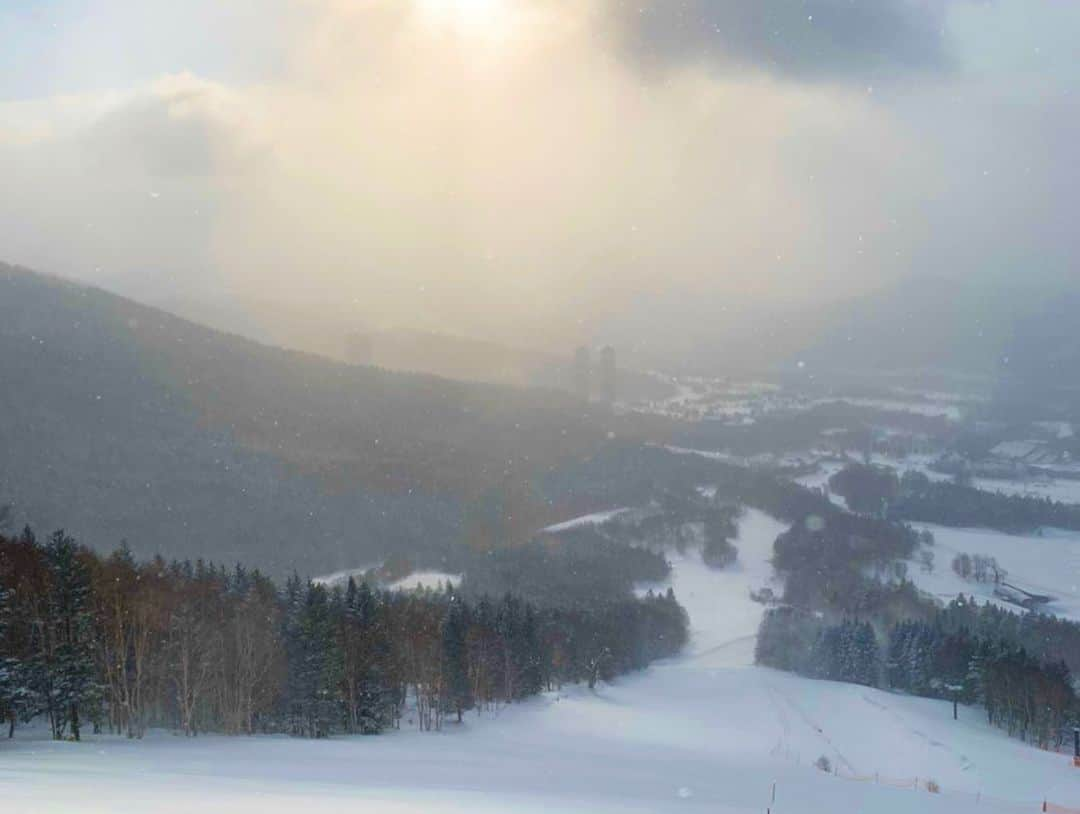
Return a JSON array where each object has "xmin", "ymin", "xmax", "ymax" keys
[{"xmin": 770, "ymin": 782, "xmax": 776, "ymax": 805}]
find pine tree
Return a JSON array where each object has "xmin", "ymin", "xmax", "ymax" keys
[
  {"xmin": 359, "ymin": 582, "xmax": 396, "ymax": 733},
  {"xmin": 850, "ymin": 622, "xmax": 879, "ymax": 687},
  {"xmin": 440, "ymin": 596, "xmax": 472, "ymax": 722},
  {"xmin": 0, "ymin": 585, "xmax": 33, "ymax": 737},
  {"xmin": 288, "ymin": 581, "xmax": 344, "ymax": 738},
  {"xmin": 516, "ymin": 603, "xmax": 544, "ymax": 698},
  {"xmin": 44, "ymin": 531, "xmax": 98, "ymax": 740}
]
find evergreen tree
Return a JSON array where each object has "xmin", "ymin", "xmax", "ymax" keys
[
  {"xmin": 440, "ymin": 597, "xmax": 473, "ymax": 722},
  {"xmin": 43, "ymin": 531, "xmax": 98, "ymax": 740},
  {"xmin": 516, "ymin": 603, "xmax": 544, "ymax": 698},
  {"xmin": 849, "ymin": 622, "xmax": 879, "ymax": 687},
  {"xmin": 0, "ymin": 585, "xmax": 34, "ymax": 737}
]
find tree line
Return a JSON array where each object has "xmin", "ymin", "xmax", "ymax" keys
[
  {"xmin": 755, "ymin": 478, "xmax": 1080, "ymax": 749},
  {"xmin": 769, "ymin": 508, "xmax": 924, "ymax": 622},
  {"xmin": 828, "ymin": 463, "xmax": 1080, "ymax": 533},
  {"xmin": 0, "ymin": 527, "xmax": 688, "ymax": 740},
  {"xmin": 756, "ymin": 606, "xmax": 1078, "ymax": 749}
]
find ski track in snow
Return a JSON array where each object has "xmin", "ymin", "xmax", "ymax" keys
[{"xmin": 4, "ymin": 509, "xmax": 1079, "ymax": 813}]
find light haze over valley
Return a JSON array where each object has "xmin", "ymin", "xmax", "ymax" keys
[{"xmin": 2, "ymin": 3, "xmax": 1080, "ymax": 813}]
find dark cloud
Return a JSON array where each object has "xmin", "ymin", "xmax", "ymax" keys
[{"xmin": 605, "ymin": 0, "xmax": 957, "ymax": 81}]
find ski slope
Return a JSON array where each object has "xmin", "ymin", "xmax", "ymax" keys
[{"xmin": 4, "ymin": 511, "xmax": 1078, "ymax": 813}]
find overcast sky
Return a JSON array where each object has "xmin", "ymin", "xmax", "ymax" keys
[{"xmin": 2, "ymin": 1, "xmax": 1077, "ymax": 355}]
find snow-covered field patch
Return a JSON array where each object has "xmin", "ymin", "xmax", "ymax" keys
[
  {"xmin": 813, "ymin": 397, "xmax": 965, "ymax": 421},
  {"xmin": 541, "ymin": 508, "xmax": 632, "ymax": 533},
  {"xmin": 967, "ymin": 476, "xmax": 1080, "ymax": 506},
  {"xmin": 907, "ymin": 523, "xmax": 1080, "ymax": 622},
  {"xmin": 386, "ymin": 570, "xmax": 461, "ymax": 592},
  {"xmin": 312, "ymin": 563, "xmax": 380, "ymax": 587}
]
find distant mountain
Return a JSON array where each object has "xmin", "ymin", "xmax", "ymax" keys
[
  {"xmin": 796, "ymin": 275, "xmax": 1040, "ymax": 377},
  {"xmin": 349, "ymin": 329, "xmax": 674, "ymax": 403},
  {"xmin": 0, "ymin": 264, "xmax": 629, "ymax": 576},
  {"xmin": 771, "ymin": 274, "xmax": 1080, "ymax": 418},
  {"xmin": 993, "ymin": 291, "xmax": 1080, "ymax": 420},
  {"xmin": 154, "ymin": 291, "xmax": 674, "ymax": 403}
]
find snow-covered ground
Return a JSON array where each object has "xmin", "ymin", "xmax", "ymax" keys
[
  {"xmin": 868, "ymin": 453, "xmax": 1080, "ymax": 506},
  {"xmin": 5, "ymin": 511, "xmax": 1078, "ymax": 813},
  {"xmin": 312, "ymin": 563, "xmax": 380, "ymax": 587},
  {"xmin": 793, "ymin": 461, "xmax": 850, "ymax": 510},
  {"xmin": 797, "ymin": 453, "xmax": 1080, "ymax": 510},
  {"xmin": 628, "ymin": 376, "xmax": 973, "ymax": 425},
  {"xmin": 314, "ymin": 567, "xmax": 460, "ymax": 593},
  {"xmin": 812, "ymin": 397, "xmax": 965, "ymax": 421},
  {"xmin": 386, "ymin": 570, "xmax": 461, "ymax": 592},
  {"xmin": 906, "ymin": 523, "xmax": 1080, "ymax": 622},
  {"xmin": 890, "ymin": 455, "xmax": 1080, "ymax": 505},
  {"xmin": 793, "ymin": 462, "xmax": 842, "ymax": 491},
  {"xmin": 541, "ymin": 508, "xmax": 632, "ymax": 533},
  {"xmin": 967, "ymin": 476, "xmax": 1080, "ymax": 506}
]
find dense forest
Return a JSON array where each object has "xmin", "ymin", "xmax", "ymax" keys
[
  {"xmin": 541, "ymin": 443, "xmax": 838, "ymax": 524},
  {"xmin": 756, "ymin": 605, "xmax": 1078, "ymax": 749},
  {"xmin": 462, "ymin": 525, "xmax": 673, "ymax": 607},
  {"xmin": 0, "ymin": 527, "xmax": 687, "ymax": 741},
  {"xmin": 828, "ymin": 463, "xmax": 1080, "ymax": 533},
  {"xmin": 756, "ymin": 462, "xmax": 1080, "ymax": 749}
]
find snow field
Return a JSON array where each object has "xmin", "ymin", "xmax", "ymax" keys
[
  {"xmin": 4, "ymin": 510, "xmax": 1078, "ymax": 812},
  {"xmin": 385, "ymin": 570, "xmax": 462, "ymax": 592},
  {"xmin": 906, "ymin": 523, "xmax": 1080, "ymax": 622}
]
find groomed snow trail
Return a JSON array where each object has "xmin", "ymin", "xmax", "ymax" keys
[{"xmin": 4, "ymin": 510, "xmax": 1078, "ymax": 813}]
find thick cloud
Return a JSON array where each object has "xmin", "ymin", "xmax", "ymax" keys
[
  {"xmin": 604, "ymin": 0, "xmax": 957, "ymax": 81},
  {"xmin": 84, "ymin": 75, "xmax": 254, "ymax": 178},
  {"xmin": 1, "ymin": 0, "xmax": 1078, "ymax": 365},
  {"xmin": 0, "ymin": 75, "xmax": 250, "ymax": 297}
]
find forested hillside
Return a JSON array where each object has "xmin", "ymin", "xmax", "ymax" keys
[
  {"xmin": 0, "ymin": 264, "xmax": 637, "ymax": 575},
  {"xmin": 0, "ymin": 527, "xmax": 687, "ymax": 740}
]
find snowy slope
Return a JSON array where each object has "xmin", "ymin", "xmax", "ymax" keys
[
  {"xmin": 541, "ymin": 508, "xmax": 632, "ymax": 533},
  {"xmin": 386, "ymin": 570, "xmax": 462, "ymax": 592},
  {"xmin": 5, "ymin": 510, "xmax": 1078, "ymax": 813},
  {"xmin": 906, "ymin": 523, "xmax": 1080, "ymax": 622},
  {"xmin": 312, "ymin": 563, "xmax": 381, "ymax": 587},
  {"xmin": 966, "ymin": 477, "xmax": 1080, "ymax": 506}
]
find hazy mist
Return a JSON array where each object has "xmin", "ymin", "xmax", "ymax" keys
[{"xmin": 2, "ymin": 0, "xmax": 1078, "ymax": 361}]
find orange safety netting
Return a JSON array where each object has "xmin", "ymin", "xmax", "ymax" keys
[{"xmin": 813, "ymin": 758, "xmax": 1069, "ymax": 812}]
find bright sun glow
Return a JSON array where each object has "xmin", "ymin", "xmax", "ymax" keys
[{"xmin": 415, "ymin": 0, "xmax": 513, "ymax": 35}]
